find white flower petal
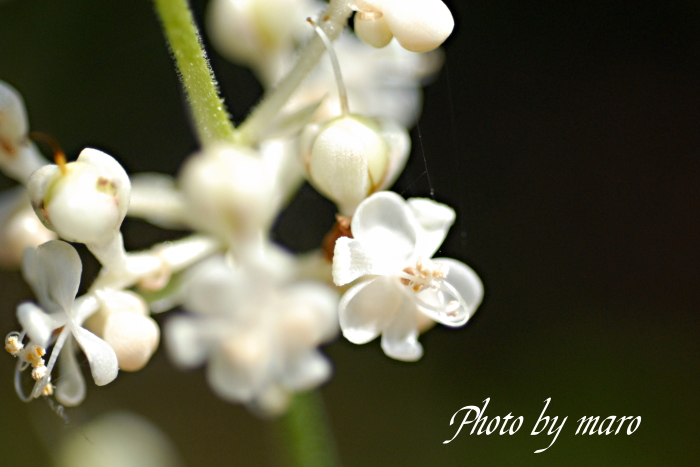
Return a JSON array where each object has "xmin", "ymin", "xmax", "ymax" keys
[
  {"xmin": 281, "ymin": 350, "xmax": 332, "ymax": 391},
  {"xmin": 16, "ymin": 302, "xmax": 60, "ymax": 348},
  {"xmin": 351, "ymin": 191, "xmax": 418, "ymax": 262},
  {"xmin": 181, "ymin": 255, "xmax": 243, "ymax": 317},
  {"xmin": 76, "ymin": 148, "xmax": 131, "ymax": 221},
  {"xmin": 206, "ymin": 333, "xmax": 274, "ymax": 403},
  {"xmin": 376, "ymin": 118, "xmax": 410, "ymax": 192},
  {"xmin": 70, "ymin": 324, "xmax": 119, "ymax": 386},
  {"xmin": 21, "ymin": 245, "xmax": 43, "ymax": 306},
  {"xmin": 380, "ymin": 297, "xmax": 423, "ymax": 361},
  {"xmin": 408, "ymin": 197, "xmax": 455, "ymax": 258},
  {"xmin": 339, "ymin": 276, "xmax": 401, "ymax": 344},
  {"xmin": 55, "ymin": 338, "xmax": 87, "ymax": 407},
  {"xmin": 283, "ymin": 282, "xmax": 339, "ymax": 344},
  {"xmin": 34, "ymin": 240, "xmax": 81, "ymax": 314},
  {"xmin": 418, "ymin": 258, "xmax": 483, "ymax": 327},
  {"xmin": 164, "ymin": 315, "xmax": 213, "ymax": 369},
  {"xmin": 332, "ymin": 236, "xmax": 388, "ymax": 286}
]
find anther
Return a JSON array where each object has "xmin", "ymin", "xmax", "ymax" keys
[{"xmin": 4, "ymin": 333, "xmax": 24, "ymax": 356}]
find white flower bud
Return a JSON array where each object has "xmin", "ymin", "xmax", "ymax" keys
[
  {"xmin": 0, "ymin": 80, "xmax": 28, "ymax": 161},
  {"xmin": 353, "ymin": 0, "xmax": 454, "ymax": 53},
  {"xmin": 207, "ymin": 0, "xmax": 313, "ymax": 82},
  {"xmin": 102, "ymin": 312, "xmax": 160, "ymax": 372},
  {"xmin": 27, "ymin": 148, "xmax": 130, "ymax": 244},
  {"xmin": 300, "ymin": 114, "xmax": 409, "ymax": 215},
  {"xmin": 0, "ymin": 80, "xmax": 47, "ymax": 182},
  {"xmin": 180, "ymin": 144, "xmax": 276, "ymax": 242},
  {"xmin": 0, "ymin": 189, "xmax": 56, "ymax": 268}
]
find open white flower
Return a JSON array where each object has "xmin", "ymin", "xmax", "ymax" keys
[
  {"xmin": 7, "ymin": 240, "xmax": 118, "ymax": 405},
  {"xmin": 166, "ymin": 255, "xmax": 338, "ymax": 415},
  {"xmin": 332, "ymin": 191, "xmax": 483, "ymax": 361}
]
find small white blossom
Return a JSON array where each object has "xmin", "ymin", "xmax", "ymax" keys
[
  {"xmin": 86, "ymin": 290, "xmax": 160, "ymax": 372},
  {"xmin": 9, "ymin": 240, "xmax": 118, "ymax": 405},
  {"xmin": 179, "ymin": 144, "xmax": 277, "ymax": 258},
  {"xmin": 352, "ymin": 0, "xmax": 454, "ymax": 53},
  {"xmin": 27, "ymin": 147, "xmax": 130, "ymax": 245},
  {"xmin": 332, "ymin": 191, "xmax": 483, "ymax": 361},
  {"xmin": 300, "ymin": 113, "xmax": 409, "ymax": 216},
  {"xmin": 166, "ymin": 254, "xmax": 338, "ymax": 415},
  {"xmin": 206, "ymin": 0, "xmax": 317, "ymax": 83},
  {"xmin": 0, "ymin": 187, "xmax": 56, "ymax": 268},
  {"xmin": 0, "ymin": 80, "xmax": 48, "ymax": 183}
]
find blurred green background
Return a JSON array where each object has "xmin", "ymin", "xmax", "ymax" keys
[{"xmin": 1, "ymin": 0, "xmax": 699, "ymax": 465}]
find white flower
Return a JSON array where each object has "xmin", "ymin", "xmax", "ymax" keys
[
  {"xmin": 299, "ymin": 113, "xmax": 409, "ymax": 216},
  {"xmin": 332, "ymin": 191, "xmax": 483, "ymax": 361},
  {"xmin": 9, "ymin": 240, "xmax": 118, "ymax": 405},
  {"xmin": 0, "ymin": 186, "xmax": 56, "ymax": 268},
  {"xmin": 0, "ymin": 80, "xmax": 48, "ymax": 183},
  {"xmin": 166, "ymin": 254, "xmax": 338, "ymax": 415},
  {"xmin": 352, "ymin": 0, "xmax": 454, "ymax": 53},
  {"xmin": 27, "ymin": 147, "xmax": 131, "ymax": 245},
  {"xmin": 179, "ymin": 144, "xmax": 277, "ymax": 257},
  {"xmin": 86, "ymin": 290, "xmax": 160, "ymax": 372},
  {"xmin": 206, "ymin": 0, "xmax": 317, "ymax": 83}
]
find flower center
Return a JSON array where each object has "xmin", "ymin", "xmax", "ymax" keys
[
  {"xmin": 398, "ymin": 259, "xmax": 461, "ymax": 317},
  {"xmin": 399, "ymin": 259, "xmax": 446, "ymax": 292}
]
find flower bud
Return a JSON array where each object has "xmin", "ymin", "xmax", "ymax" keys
[
  {"xmin": 180, "ymin": 144, "xmax": 277, "ymax": 243},
  {"xmin": 27, "ymin": 148, "xmax": 130, "ymax": 244},
  {"xmin": 0, "ymin": 189, "xmax": 56, "ymax": 268},
  {"xmin": 103, "ymin": 312, "xmax": 160, "ymax": 372},
  {"xmin": 300, "ymin": 114, "xmax": 409, "ymax": 215},
  {"xmin": 86, "ymin": 290, "xmax": 158, "ymax": 372},
  {"xmin": 0, "ymin": 80, "xmax": 47, "ymax": 182},
  {"xmin": 207, "ymin": 0, "xmax": 311, "ymax": 81},
  {"xmin": 353, "ymin": 0, "xmax": 454, "ymax": 53}
]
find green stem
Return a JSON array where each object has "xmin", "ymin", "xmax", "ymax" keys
[
  {"xmin": 236, "ymin": 0, "xmax": 353, "ymax": 146},
  {"xmin": 153, "ymin": 0, "xmax": 236, "ymax": 145},
  {"xmin": 278, "ymin": 391, "xmax": 341, "ymax": 467}
]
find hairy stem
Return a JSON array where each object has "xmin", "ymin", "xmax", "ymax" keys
[
  {"xmin": 236, "ymin": 0, "xmax": 353, "ymax": 146},
  {"xmin": 153, "ymin": 0, "xmax": 236, "ymax": 145},
  {"xmin": 278, "ymin": 391, "xmax": 341, "ymax": 467}
]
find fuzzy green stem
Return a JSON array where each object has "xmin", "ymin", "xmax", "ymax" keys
[
  {"xmin": 153, "ymin": 0, "xmax": 236, "ymax": 145},
  {"xmin": 236, "ymin": 0, "xmax": 353, "ymax": 146},
  {"xmin": 278, "ymin": 391, "xmax": 341, "ymax": 467}
]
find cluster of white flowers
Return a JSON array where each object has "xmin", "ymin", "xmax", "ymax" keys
[{"xmin": 1, "ymin": 0, "xmax": 482, "ymax": 416}]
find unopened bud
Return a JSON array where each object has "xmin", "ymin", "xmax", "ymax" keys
[
  {"xmin": 353, "ymin": 0, "xmax": 454, "ymax": 53},
  {"xmin": 300, "ymin": 114, "xmax": 409, "ymax": 215},
  {"xmin": 27, "ymin": 148, "xmax": 130, "ymax": 244},
  {"xmin": 0, "ymin": 80, "xmax": 47, "ymax": 182},
  {"xmin": 102, "ymin": 312, "xmax": 160, "ymax": 372},
  {"xmin": 0, "ymin": 190, "xmax": 56, "ymax": 268},
  {"xmin": 207, "ymin": 0, "xmax": 306, "ymax": 79},
  {"xmin": 180, "ymin": 144, "xmax": 276, "ymax": 242}
]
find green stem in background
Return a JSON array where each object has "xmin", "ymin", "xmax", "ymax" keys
[
  {"xmin": 236, "ymin": 0, "xmax": 353, "ymax": 146},
  {"xmin": 277, "ymin": 391, "xmax": 341, "ymax": 467},
  {"xmin": 153, "ymin": 0, "xmax": 236, "ymax": 146}
]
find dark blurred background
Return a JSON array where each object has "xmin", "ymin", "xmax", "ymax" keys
[{"xmin": 1, "ymin": 0, "xmax": 699, "ymax": 465}]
